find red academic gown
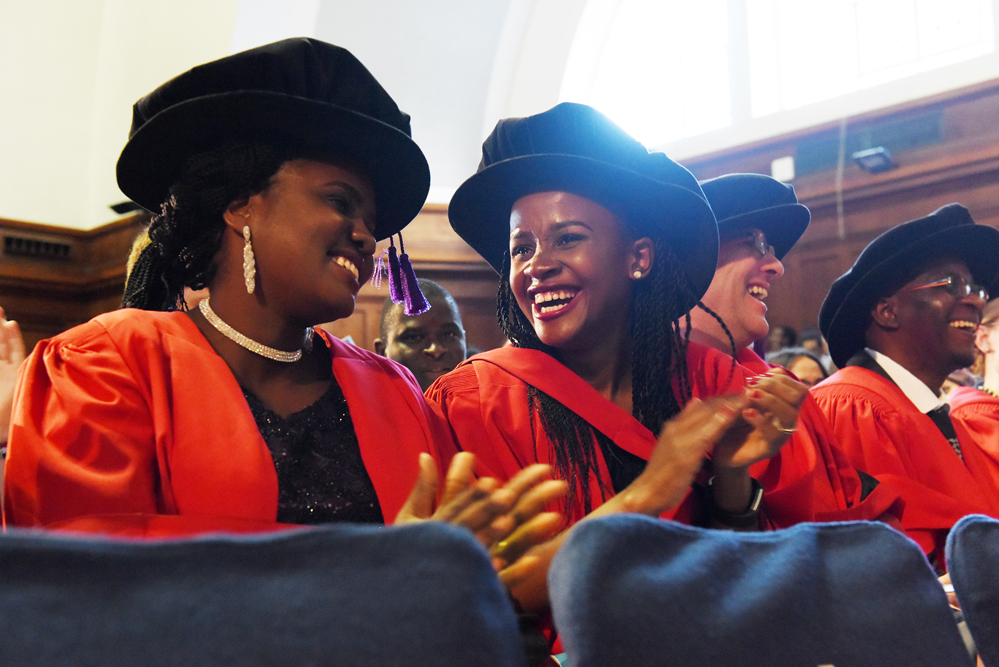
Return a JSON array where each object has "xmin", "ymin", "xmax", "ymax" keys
[
  {"xmin": 427, "ymin": 343, "xmax": 898, "ymax": 529},
  {"xmin": 949, "ymin": 385, "xmax": 999, "ymax": 497},
  {"xmin": 3, "ymin": 309, "xmax": 452, "ymax": 537},
  {"xmin": 694, "ymin": 347, "xmax": 901, "ymax": 527},
  {"xmin": 812, "ymin": 366, "xmax": 999, "ymax": 565}
]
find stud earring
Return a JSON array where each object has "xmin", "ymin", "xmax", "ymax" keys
[
  {"xmin": 243, "ymin": 225, "xmax": 256, "ymax": 294},
  {"xmin": 632, "ymin": 270, "xmax": 643, "ymax": 279}
]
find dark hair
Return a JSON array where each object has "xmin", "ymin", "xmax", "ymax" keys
[
  {"xmin": 768, "ymin": 325, "xmax": 797, "ymax": 348},
  {"xmin": 799, "ymin": 328, "xmax": 823, "ymax": 345},
  {"xmin": 121, "ymin": 141, "xmax": 289, "ymax": 311},
  {"xmin": 496, "ymin": 225, "xmax": 699, "ymax": 520},
  {"xmin": 378, "ymin": 278, "xmax": 462, "ymax": 340},
  {"xmin": 766, "ymin": 346, "xmax": 830, "ymax": 379}
]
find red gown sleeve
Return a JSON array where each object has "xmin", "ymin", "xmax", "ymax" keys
[
  {"xmin": 426, "ymin": 363, "xmax": 535, "ymax": 483},
  {"xmin": 812, "ymin": 377, "xmax": 997, "ymax": 561},
  {"xmin": 686, "ymin": 343, "xmax": 901, "ymax": 528},
  {"xmin": 4, "ymin": 320, "xmax": 165, "ymax": 527},
  {"xmin": 5, "ymin": 312, "xmax": 282, "ymax": 535},
  {"xmin": 950, "ymin": 387, "xmax": 999, "ymax": 493}
]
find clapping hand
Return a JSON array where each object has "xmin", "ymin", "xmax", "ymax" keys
[
  {"xmin": 395, "ymin": 452, "xmax": 567, "ymax": 571},
  {"xmin": 712, "ymin": 369, "xmax": 808, "ymax": 470}
]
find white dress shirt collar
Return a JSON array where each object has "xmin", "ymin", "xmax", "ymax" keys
[{"xmin": 864, "ymin": 348, "xmax": 945, "ymax": 414}]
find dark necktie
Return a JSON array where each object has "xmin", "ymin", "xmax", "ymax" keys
[{"xmin": 927, "ymin": 404, "xmax": 963, "ymax": 461}]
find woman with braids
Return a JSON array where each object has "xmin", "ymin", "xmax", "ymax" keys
[
  {"xmin": 426, "ymin": 104, "xmax": 808, "ymax": 626},
  {"xmin": 3, "ymin": 39, "xmax": 564, "ymax": 550},
  {"xmin": 688, "ymin": 173, "xmax": 902, "ymax": 528}
]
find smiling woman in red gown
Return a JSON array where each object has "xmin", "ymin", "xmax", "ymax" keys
[
  {"xmin": 3, "ymin": 39, "xmax": 562, "ymax": 548},
  {"xmin": 427, "ymin": 104, "xmax": 808, "ymax": 621}
]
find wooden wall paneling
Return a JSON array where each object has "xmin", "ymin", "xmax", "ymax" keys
[
  {"xmin": 0, "ymin": 214, "xmax": 145, "ymax": 351},
  {"xmin": 318, "ymin": 266, "xmax": 505, "ymax": 354},
  {"xmin": 315, "ymin": 204, "xmax": 505, "ymax": 353},
  {"xmin": 5, "ymin": 80, "xmax": 999, "ymax": 356},
  {"xmin": 683, "ymin": 78, "xmax": 999, "ymax": 341}
]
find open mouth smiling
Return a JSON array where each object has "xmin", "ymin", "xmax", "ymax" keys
[
  {"xmin": 332, "ymin": 254, "xmax": 360, "ymax": 281},
  {"xmin": 748, "ymin": 285, "xmax": 768, "ymax": 300},
  {"xmin": 532, "ymin": 289, "xmax": 579, "ymax": 315},
  {"xmin": 949, "ymin": 319, "xmax": 978, "ymax": 333}
]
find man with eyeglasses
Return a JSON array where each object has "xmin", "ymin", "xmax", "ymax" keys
[
  {"xmin": 686, "ymin": 173, "xmax": 902, "ymax": 528},
  {"xmin": 815, "ymin": 203, "xmax": 999, "ymax": 569}
]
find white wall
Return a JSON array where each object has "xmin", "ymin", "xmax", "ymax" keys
[
  {"xmin": 1, "ymin": 0, "xmax": 239, "ymax": 229},
  {"xmin": 2, "ymin": 1, "xmax": 104, "ymax": 228}
]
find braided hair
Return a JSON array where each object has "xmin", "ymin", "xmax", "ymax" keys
[
  {"xmin": 122, "ymin": 141, "xmax": 288, "ymax": 311},
  {"xmin": 693, "ymin": 300, "xmax": 740, "ymax": 387},
  {"xmin": 496, "ymin": 225, "xmax": 700, "ymax": 520}
]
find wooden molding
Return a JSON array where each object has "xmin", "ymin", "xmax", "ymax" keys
[
  {"xmin": 9, "ymin": 78, "xmax": 999, "ymax": 351},
  {"xmin": 684, "ymin": 77, "xmax": 999, "ymax": 339}
]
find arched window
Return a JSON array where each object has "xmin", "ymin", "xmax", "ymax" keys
[
  {"xmin": 561, "ymin": 0, "xmax": 732, "ymax": 147},
  {"xmin": 562, "ymin": 0, "xmax": 996, "ymax": 152},
  {"xmin": 749, "ymin": 0, "xmax": 994, "ymax": 115}
]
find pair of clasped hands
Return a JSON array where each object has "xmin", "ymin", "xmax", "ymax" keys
[{"xmin": 395, "ymin": 369, "xmax": 807, "ymax": 584}]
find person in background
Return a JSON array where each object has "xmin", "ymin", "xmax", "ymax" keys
[
  {"xmin": 4, "ymin": 39, "xmax": 563, "ymax": 555},
  {"xmin": 949, "ymin": 297, "xmax": 999, "ymax": 491},
  {"xmin": 800, "ymin": 327, "xmax": 834, "ymax": 372},
  {"xmin": 941, "ymin": 368, "xmax": 979, "ymax": 396},
  {"xmin": 0, "ymin": 308, "xmax": 26, "ymax": 483},
  {"xmin": 689, "ymin": 172, "xmax": 899, "ymax": 528},
  {"xmin": 766, "ymin": 347, "xmax": 829, "ymax": 388},
  {"xmin": 429, "ymin": 104, "xmax": 802, "ymax": 635},
  {"xmin": 766, "ymin": 324, "xmax": 796, "ymax": 352},
  {"xmin": 813, "ymin": 203, "xmax": 999, "ymax": 569},
  {"xmin": 375, "ymin": 279, "xmax": 466, "ymax": 392}
]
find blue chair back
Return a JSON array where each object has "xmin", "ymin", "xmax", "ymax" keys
[
  {"xmin": 947, "ymin": 514, "xmax": 999, "ymax": 666},
  {"xmin": 550, "ymin": 516, "xmax": 970, "ymax": 667},
  {"xmin": 0, "ymin": 522, "xmax": 523, "ymax": 667}
]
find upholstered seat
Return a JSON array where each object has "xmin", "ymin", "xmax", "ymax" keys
[
  {"xmin": 947, "ymin": 514, "xmax": 999, "ymax": 667},
  {"xmin": 550, "ymin": 516, "xmax": 970, "ymax": 667},
  {"xmin": 0, "ymin": 521, "xmax": 523, "ymax": 667}
]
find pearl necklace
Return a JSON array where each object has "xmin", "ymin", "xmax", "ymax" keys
[{"xmin": 199, "ymin": 298, "xmax": 310, "ymax": 363}]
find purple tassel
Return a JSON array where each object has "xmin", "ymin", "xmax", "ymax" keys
[
  {"xmin": 387, "ymin": 238, "xmax": 404, "ymax": 303},
  {"xmin": 399, "ymin": 248, "xmax": 430, "ymax": 315}
]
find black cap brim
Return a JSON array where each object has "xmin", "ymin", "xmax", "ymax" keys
[
  {"xmin": 448, "ymin": 153, "xmax": 719, "ymax": 313},
  {"xmin": 821, "ymin": 224, "xmax": 999, "ymax": 368},
  {"xmin": 715, "ymin": 204, "xmax": 811, "ymax": 260},
  {"xmin": 117, "ymin": 91, "xmax": 430, "ymax": 241}
]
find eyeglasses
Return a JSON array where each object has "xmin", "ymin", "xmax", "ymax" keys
[
  {"xmin": 728, "ymin": 229, "xmax": 775, "ymax": 258},
  {"xmin": 898, "ymin": 275, "xmax": 989, "ymax": 302}
]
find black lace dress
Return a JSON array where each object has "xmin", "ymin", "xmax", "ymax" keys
[{"xmin": 243, "ymin": 378, "xmax": 383, "ymax": 525}]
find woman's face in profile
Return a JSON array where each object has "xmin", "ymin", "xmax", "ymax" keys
[
  {"xmin": 236, "ymin": 158, "xmax": 377, "ymax": 324},
  {"xmin": 508, "ymin": 191, "xmax": 638, "ymax": 352}
]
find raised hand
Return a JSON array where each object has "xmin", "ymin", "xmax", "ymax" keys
[
  {"xmin": 0, "ymin": 308, "xmax": 26, "ymax": 443},
  {"xmin": 611, "ymin": 393, "xmax": 751, "ymax": 518},
  {"xmin": 712, "ymin": 369, "xmax": 808, "ymax": 470},
  {"xmin": 394, "ymin": 452, "xmax": 567, "ymax": 566}
]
